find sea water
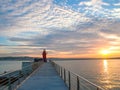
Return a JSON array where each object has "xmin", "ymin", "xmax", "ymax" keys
[
  {"xmin": 0, "ymin": 60, "xmax": 32, "ymax": 75},
  {"xmin": 55, "ymin": 59, "xmax": 120, "ymax": 90}
]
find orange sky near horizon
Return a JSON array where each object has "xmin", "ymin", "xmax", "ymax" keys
[{"xmin": 18, "ymin": 50, "xmax": 120, "ymax": 58}]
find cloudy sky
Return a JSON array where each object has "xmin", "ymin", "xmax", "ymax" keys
[{"xmin": 0, "ymin": 0, "xmax": 120, "ymax": 58}]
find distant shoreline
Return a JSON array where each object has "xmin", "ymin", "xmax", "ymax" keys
[
  {"xmin": 0, "ymin": 56, "xmax": 120, "ymax": 61},
  {"xmin": 52, "ymin": 58, "xmax": 120, "ymax": 61},
  {"xmin": 0, "ymin": 57, "xmax": 34, "ymax": 61}
]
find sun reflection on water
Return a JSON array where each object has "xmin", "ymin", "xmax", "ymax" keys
[
  {"xmin": 102, "ymin": 60, "xmax": 113, "ymax": 89},
  {"xmin": 103, "ymin": 60, "xmax": 108, "ymax": 73}
]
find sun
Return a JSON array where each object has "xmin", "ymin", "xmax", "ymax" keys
[{"xmin": 101, "ymin": 50, "xmax": 109, "ymax": 55}]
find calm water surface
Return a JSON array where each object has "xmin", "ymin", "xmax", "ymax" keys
[
  {"xmin": 55, "ymin": 59, "xmax": 120, "ymax": 90},
  {"xmin": 0, "ymin": 60, "xmax": 31, "ymax": 74}
]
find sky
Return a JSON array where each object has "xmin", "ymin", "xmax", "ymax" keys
[{"xmin": 0, "ymin": 0, "xmax": 120, "ymax": 58}]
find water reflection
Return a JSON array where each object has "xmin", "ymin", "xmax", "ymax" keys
[
  {"xmin": 103, "ymin": 60, "xmax": 108, "ymax": 73},
  {"xmin": 56, "ymin": 60, "xmax": 120, "ymax": 90},
  {"xmin": 102, "ymin": 60, "xmax": 113, "ymax": 89}
]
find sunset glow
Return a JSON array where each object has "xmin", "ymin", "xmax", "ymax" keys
[
  {"xmin": 101, "ymin": 50, "xmax": 109, "ymax": 55},
  {"xmin": 0, "ymin": 0, "xmax": 120, "ymax": 58},
  {"xmin": 103, "ymin": 60, "xmax": 108, "ymax": 73}
]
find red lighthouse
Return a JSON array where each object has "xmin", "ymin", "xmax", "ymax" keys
[{"xmin": 42, "ymin": 49, "xmax": 47, "ymax": 62}]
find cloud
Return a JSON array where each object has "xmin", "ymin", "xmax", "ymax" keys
[
  {"xmin": 0, "ymin": 0, "xmax": 90, "ymax": 36},
  {"xmin": 0, "ymin": 0, "xmax": 120, "ymax": 57},
  {"xmin": 114, "ymin": 3, "xmax": 120, "ymax": 6},
  {"xmin": 78, "ymin": 0, "xmax": 120, "ymax": 20},
  {"xmin": 79, "ymin": 0, "xmax": 109, "ymax": 7},
  {"xmin": 6, "ymin": 28, "xmax": 104, "ymax": 56}
]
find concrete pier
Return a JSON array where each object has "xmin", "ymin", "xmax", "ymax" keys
[{"xmin": 17, "ymin": 62, "xmax": 68, "ymax": 90}]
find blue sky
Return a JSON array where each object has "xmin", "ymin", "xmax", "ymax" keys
[{"xmin": 0, "ymin": 0, "xmax": 120, "ymax": 58}]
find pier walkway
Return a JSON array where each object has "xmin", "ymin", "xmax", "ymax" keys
[{"xmin": 17, "ymin": 62, "xmax": 68, "ymax": 90}]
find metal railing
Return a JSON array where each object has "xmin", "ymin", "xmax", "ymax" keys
[
  {"xmin": 0, "ymin": 61, "xmax": 43, "ymax": 90},
  {"xmin": 51, "ymin": 61, "xmax": 105, "ymax": 90}
]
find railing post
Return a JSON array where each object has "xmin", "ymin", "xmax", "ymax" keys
[
  {"xmin": 64, "ymin": 68, "xmax": 66, "ymax": 83},
  {"xmin": 97, "ymin": 87, "xmax": 99, "ymax": 90},
  {"xmin": 18, "ymin": 71, "xmax": 22, "ymax": 85},
  {"xmin": 8, "ymin": 75, "xmax": 11, "ymax": 90},
  {"xmin": 77, "ymin": 76, "xmax": 80, "ymax": 90},
  {"xmin": 61, "ymin": 67, "xmax": 63, "ymax": 79},
  {"xmin": 68, "ymin": 71, "xmax": 71, "ymax": 90},
  {"xmin": 58, "ymin": 65, "xmax": 60, "ymax": 75},
  {"xmin": 60, "ymin": 66, "xmax": 61, "ymax": 76}
]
